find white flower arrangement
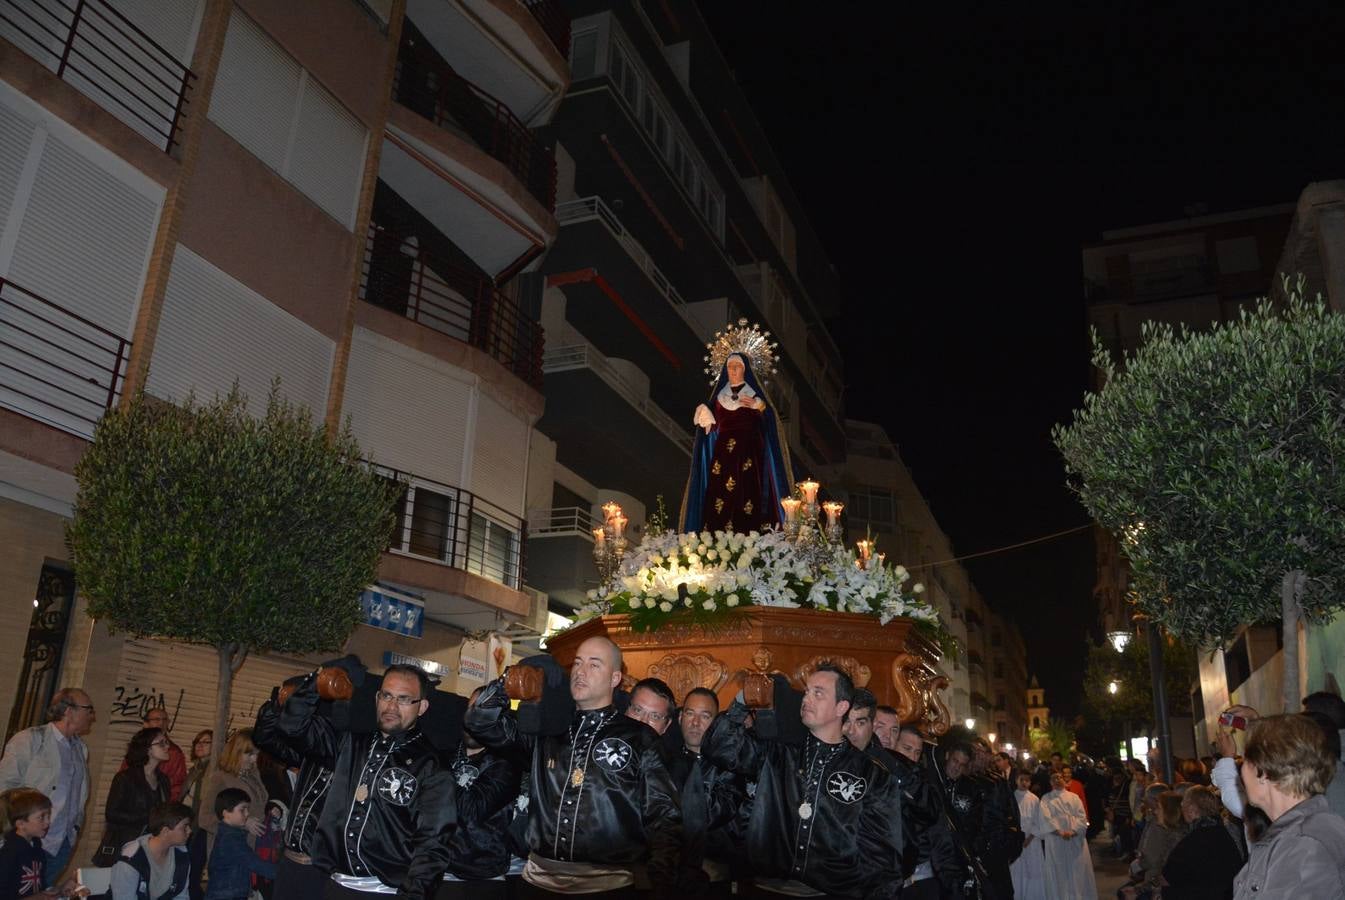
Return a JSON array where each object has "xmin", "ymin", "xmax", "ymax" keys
[{"xmin": 573, "ymin": 528, "xmax": 943, "ymax": 636}]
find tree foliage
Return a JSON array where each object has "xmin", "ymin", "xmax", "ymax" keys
[
  {"xmin": 1029, "ymin": 717, "xmax": 1076, "ymax": 760},
  {"xmin": 1052, "ymin": 282, "xmax": 1345, "ymax": 709},
  {"xmin": 68, "ymin": 384, "xmax": 399, "ymax": 673},
  {"xmin": 1076, "ymin": 634, "xmax": 1197, "ymax": 756}
]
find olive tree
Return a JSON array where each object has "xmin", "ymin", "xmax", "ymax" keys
[
  {"xmin": 67, "ymin": 385, "xmax": 400, "ymax": 762},
  {"xmin": 1053, "ymin": 279, "xmax": 1345, "ymax": 711}
]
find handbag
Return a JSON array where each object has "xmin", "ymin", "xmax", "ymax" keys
[{"xmin": 91, "ymin": 830, "xmax": 121, "ymax": 868}]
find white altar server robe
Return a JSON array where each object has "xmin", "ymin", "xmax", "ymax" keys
[
  {"xmin": 1011, "ymin": 787, "xmax": 1049, "ymax": 900},
  {"xmin": 1041, "ymin": 788, "xmax": 1097, "ymax": 900}
]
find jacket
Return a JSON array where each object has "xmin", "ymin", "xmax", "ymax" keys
[
  {"xmin": 890, "ymin": 751, "xmax": 963, "ymax": 889},
  {"xmin": 669, "ymin": 745, "xmax": 747, "ymax": 873},
  {"xmin": 253, "ymin": 696, "xmax": 333, "ymax": 857},
  {"xmin": 110, "ymin": 835, "xmax": 191, "ymax": 900},
  {"xmin": 1233, "ymin": 794, "xmax": 1345, "ymax": 899},
  {"xmin": 196, "ymin": 768, "xmax": 267, "ymax": 854},
  {"xmin": 446, "ymin": 742, "xmax": 523, "ymax": 880},
  {"xmin": 1161, "ymin": 816, "xmax": 1241, "ymax": 900},
  {"xmin": 278, "ymin": 676, "xmax": 457, "ymax": 899},
  {"xmin": 0, "ymin": 832, "xmax": 47, "ymax": 896},
  {"xmin": 102, "ymin": 769, "xmax": 169, "ymax": 855},
  {"xmin": 205, "ymin": 822, "xmax": 276, "ymax": 899},
  {"xmin": 0, "ymin": 724, "xmax": 89, "ymax": 834},
  {"xmin": 464, "ymin": 684, "xmax": 682, "ymax": 883},
  {"xmin": 119, "ymin": 741, "xmax": 188, "ymax": 802},
  {"xmin": 700, "ymin": 702, "xmax": 903, "ymax": 899}
]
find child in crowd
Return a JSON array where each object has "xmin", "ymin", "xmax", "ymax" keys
[
  {"xmin": 252, "ymin": 800, "xmax": 286, "ymax": 900},
  {"xmin": 0, "ymin": 788, "xmax": 85, "ymax": 898},
  {"xmin": 205, "ymin": 790, "xmax": 275, "ymax": 900}
]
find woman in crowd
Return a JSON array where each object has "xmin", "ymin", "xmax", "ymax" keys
[
  {"xmin": 1161, "ymin": 785, "xmax": 1242, "ymax": 899},
  {"xmin": 99, "ymin": 728, "xmax": 172, "ymax": 864},
  {"xmin": 1232, "ymin": 714, "xmax": 1345, "ymax": 898},
  {"xmin": 1041, "ymin": 769, "xmax": 1097, "ymax": 899},
  {"xmin": 1120, "ymin": 787, "xmax": 1180, "ymax": 899},
  {"xmin": 178, "ymin": 730, "xmax": 212, "ymax": 900},
  {"xmin": 110, "ymin": 802, "xmax": 193, "ymax": 900},
  {"xmin": 197, "ymin": 730, "xmax": 266, "ymax": 855}
]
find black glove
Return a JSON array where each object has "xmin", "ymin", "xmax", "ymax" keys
[{"xmin": 475, "ymin": 676, "xmax": 510, "ymax": 710}]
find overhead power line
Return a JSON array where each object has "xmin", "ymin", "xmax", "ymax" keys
[{"xmin": 911, "ymin": 523, "xmax": 1094, "ymax": 570}]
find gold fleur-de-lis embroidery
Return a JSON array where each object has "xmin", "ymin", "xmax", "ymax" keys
[
  {"xmin": 742, "ymin": 457, "xmax": 753, "ymax": 471},
  {"xmin": 712, "ymin": 461, "xmax": 721, "ymax": 475},
  {"xmin": 726, "ymin": 438, "xmax": 737, "ymax": 453},
  {"xmin": 714, "ymin": 498, "xmax": 725, "ymax": 513},
  {"xmin": 725, "ymin": 477, "xmax": 736, "ymax": 492},
  {"xmin": 744, "ymin": 500, "xmax": 753, "ymax": 515}
]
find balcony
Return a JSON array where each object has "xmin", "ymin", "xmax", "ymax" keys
[
  {"xmin": 1085, "ymin": 258, "xmax": 1215, "ymax": 305},
  {"xmin": 394, "ymin": 30, "xmax": 555, "ymax": 210},
  {"xmin": 538, "ymin": 342, "xmax": 692, "ymax": 509},
  {"xmin": 374, "ymin": 465, "xmax": 533, "ymax": 619},
  {"xmin": 525, "ymin": 506, "xmax": 600, "ymax": 608},
  {"xmin": 0, "ymin": 0, "xmax": 194, "ymax": 152},
  {"xmin": 520, "ymin": 0, "xmax": 569, "ymax": 57},
  {"xmin": 0, "ymin": 277, "xmax": 130, "ymax": 439},
  {"xmin": 543, "ymin": 196, "xmax": 708, "ymax": 408},
  {"xmin": 360, "ymin": 223, "xmax": 543, "ymax": 388}
]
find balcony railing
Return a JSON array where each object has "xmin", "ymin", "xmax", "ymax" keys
[
  {"xmin": 543, "ymin": 343, "xmax": 692, "ymax": 450},
  {"xmin": 0, "ymin": 0, "xmax": 195, "ymax": 152},
  {"xmin": 361, "ymin": 224, "xmax": 544, "ymax": 388},
  {"xmin": 555, "ymin": 196, "xmax": 713, "ymax": 342},
  {"xmin": 528, "ymin": 506, "xmax": 599, "ymax": 540},
  {"xmin": 394, "ymin": 36, "xmax": 556, "ymax": 210},
  {"xmin": 377, "ymin": 465, "xmax": 526, "ymax": 590},
  {"xmin": 0, "ymin": 277, "xmax": 130, "ymax": 437},
  {"xmin": 520, "ymin": 0, "xmax": 569, "ymax": 57}
]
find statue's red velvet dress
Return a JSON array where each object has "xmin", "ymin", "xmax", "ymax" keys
[{"xmin": 701, "ymin": 400, "xmax": 780, "ymax": 532}]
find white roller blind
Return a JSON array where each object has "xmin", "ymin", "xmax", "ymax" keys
[
  {"xmin": 146, "ymin": 245, "xmax": 334, "ymax": 415},
  {"xmin": 90, "ymin": 638, "xmax": 313, "ymax": 827},
  {"xmin": 110, "ymin": 0, "xmax": 205, "ymax": 65},
  {"xmin": 0, "ymin": 104, "xmax": 36, "ymax": 227},
  {"xmin": 210, "ymin": 12, "xmax": 301, "ymax": 174},
  {"xmin": 469, "ymin": 392, "xmax": 527, "ymax": 516},
  {"xmin": 341, "ymin": 327, "xmax": 472, "ymax": 487},
  {"xmin": 288, "ymin": 77, "xmax": 368, "ymax": 227},
  {"xmin": 210, "ymin": 11, "xmax": 367, "ymax": 228}
]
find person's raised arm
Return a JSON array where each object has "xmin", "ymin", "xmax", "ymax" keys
[{"xmin": 698, "ymin": 701, "xmax": 766, "ymax": 777}]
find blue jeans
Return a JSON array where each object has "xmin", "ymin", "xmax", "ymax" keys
[{"xmin": 45, "ymin": 834, "xmax": 73, "ymax": 888}]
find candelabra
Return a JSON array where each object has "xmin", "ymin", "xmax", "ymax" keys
[
  {"xmin": 592, "ymin": 501, "xmax": 628, "ymax": 584},
  {"xmin": 779, "ymin": 478, "xmax": 848, "ymax": 570}
]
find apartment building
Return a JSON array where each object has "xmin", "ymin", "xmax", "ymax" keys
[
  {"xmin": 830, "ymin": 419, "xmax": 1028, "ymax": 741},
  {"xmin": 523, "ymin": 0, "xmax": 847, "ymax": 609},
  {"xmin": 0, "ymin": 0, "xmax": 571, "ymax": 852}
]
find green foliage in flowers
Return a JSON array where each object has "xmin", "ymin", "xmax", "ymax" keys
[
  {"xmin": 67, "ymin": 383, "xmax": 400, "ymax": 761},
  {"xmin": 576, "ymin": 527, "xmax": 948, "ymax": 648},
  {"xmin": 1053, "ymin": 278, "xmax": 1345, "ymax": 710}
]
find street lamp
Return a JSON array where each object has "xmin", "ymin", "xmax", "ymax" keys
[
  {"xmin": 965, "ymin": 718, "xmax": 976, "ymax": 731},
  {"xmin": 1108, "ymin": 680, "xmax": 1120, "ymax": 695},
  {"xmin": 988, "ymin": 732, "xmax": 997, "ymax": 746},
  {"xmin": 1107, "ymin": 630, "xmax": 1132, "ymax": 653}
]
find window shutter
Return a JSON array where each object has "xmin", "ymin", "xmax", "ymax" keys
[
  {"xmin": 110, "ymin": 0, "xmax": 204, "ymax": 65},
  {"xmin": 146, "ymin": 246, "xmax": 334, "ymax": 415},
  {"xmin": 210, "ymin": 12, "xmax": 302, "ymax": 174},
  {"xmin": 287, "ymin": 78, "xmax": 367, "ymax": 228},
  {"xmin": 469, "ymin": 392, "xmax": 528, "ymax": 516},
  {"xmin": 341, "ymin": 327, "xmax": 472, "ymax": 487}
]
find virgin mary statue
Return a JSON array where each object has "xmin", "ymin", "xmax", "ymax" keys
[{"xmin": 679, "ymin": 320, "xmax": 793, "ymax": 533}]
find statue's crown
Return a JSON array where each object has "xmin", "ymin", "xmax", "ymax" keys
[{"xmin": 704, "ymin": 319, "xmax": 779, "ymax": 387}]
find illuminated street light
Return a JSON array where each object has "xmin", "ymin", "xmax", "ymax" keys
[
  {"xmin": 1107, "ymin": 629, "xmax": 1132, "ymax": 653},
  {"xmin": 1108, "ymin": 680, "xmax": 1120, "ymax": 695},
  {"xmin": 965, "ymin": 718, "xmax": 976, "ymax": 731},
  {"xmin": 988, "ymin": 732, "xmax": 997, "ymax": 745}
]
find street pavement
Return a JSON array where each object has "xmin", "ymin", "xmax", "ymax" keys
[{"xmin": 1091, "ymin": 832, "xmax": 1131, "ymax": 896}]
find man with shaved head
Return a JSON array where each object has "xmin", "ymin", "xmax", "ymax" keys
[{"xmin": 465, "ymin": 636, "xmax": 681, "ymax": 897}]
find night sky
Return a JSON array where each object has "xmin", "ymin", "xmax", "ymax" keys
[{"xmin": 702, "ymin": 1, "xmax": 1344, "ymax": 717}]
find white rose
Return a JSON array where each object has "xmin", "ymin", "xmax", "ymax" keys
[
  {"xmin": 702, "ymin": 599, "xmax": 717, "ymax": 611},
  {"xmin": 659, "ymin": 601, "xmax": 673, "ymax": 613},
  {"xmin": 726, "ymin": 595, "xmax": 739, "ymax": 607},
  {"xmin": 645, "ymin": 597, "xmax": 658, "ymax": 609},
  {"xmin": 913, "ymin": 583, "xmax": 926, "ymax": 594}
]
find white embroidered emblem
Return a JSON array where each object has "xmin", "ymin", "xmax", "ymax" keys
[
  {"xmin": 952, "ymin": 792, "xmax": 972, "ymax": 813},
  {"xmin": 592, "ymin": 737, "xmax": 633, "ymax": 772},
  {"xmin": 826, "ymin": 771, "xmax": 867, "ymax": 803},
  {"xmin": 377, "ymin": 767, "xmax": 418, "ymax": 806},
  {"xmin": 454, "ymin": 763, "xmax": 480, "ymax": 789}
]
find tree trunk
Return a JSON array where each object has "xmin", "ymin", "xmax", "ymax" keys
[
  {"xmin": 1281, "ymin": 570, "xmax": 1306, "ymax": 713},
  {"xmin": 213, "ymin": 642, "xmax": 250, "ymax": 768}
]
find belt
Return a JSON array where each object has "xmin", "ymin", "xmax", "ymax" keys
[{"xmin": 284, "ymin": 849, "xmax": 313, "ymax": 865}]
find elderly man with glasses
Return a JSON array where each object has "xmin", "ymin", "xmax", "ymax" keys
[
  {"xmin": 0, "ymin": 687, "xmax": 94, "ymax": 887},
  {"xmin": 278, "ymin": 663, "xmax": 457, "ymax": 900}
]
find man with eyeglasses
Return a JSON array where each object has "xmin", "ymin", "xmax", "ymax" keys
[
  {"xmin": 0, "ymin": 687, "xmax": 94, "ymax": 887},
  {"xmin": 279, "ymin": 663, "xmax": 456, "ymax": 900},
  {"xmin": 465, "ymin": 635, "xmax": 681, "ymax": 898},
  {"xmin": 626, "ymin": 678, "xmax": 676, "ymax": 736}
]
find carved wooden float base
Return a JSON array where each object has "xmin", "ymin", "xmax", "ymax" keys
[{"xmin": 545, "ymin": 608, "xmax": 951, "ymax": 735}]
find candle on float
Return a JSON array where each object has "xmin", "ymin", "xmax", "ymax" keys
[
  {"xmin": 601, "ymin": 501, "xmax": 622, "ymax": 523},
  {"xmin": 613, "ymin": 514, "xmax": 628, "ymax": 537},
  {"xmin": 781, "ymin": 498, "xmax": 801, "ymax": 522},
  {"xmin": 857, "ymin": 539, "xmax": 872, "ymax": 560},
  {"xmin": 822, "ymin": 501, "xmax": 843, "ymax": 527},
  {"xmin": 592, "ymin": 527, "xmax": 606, "ymax": 544},
  {"xmin": 798, "ymin": 479, "xmax": 820, "ymax": 505}
]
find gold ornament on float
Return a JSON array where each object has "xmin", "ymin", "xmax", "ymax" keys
[{"xmin": 703, "ymin": 318, "xmax": 780, "ymax": 387}]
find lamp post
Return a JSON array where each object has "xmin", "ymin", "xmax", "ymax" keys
[{"xmin": 1146, "ymin": 619, "xmax": 1174, "ymax": 784}]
